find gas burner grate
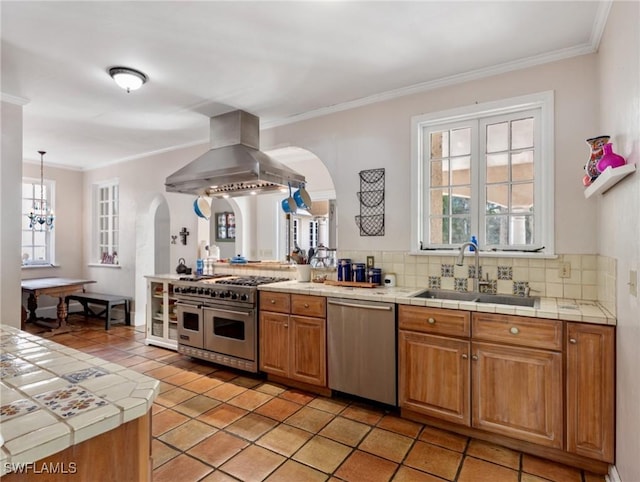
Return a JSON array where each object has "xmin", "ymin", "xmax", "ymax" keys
[
  {"xmin": 215, "ymin": 276, "xmax": 289, "ymax": 287},
  {"xmin": 178, "ymin": 274, "xmax": 232, "ymax": 282}
]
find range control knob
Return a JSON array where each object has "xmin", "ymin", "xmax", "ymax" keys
[
  {"xmin": 231, "ymin": 292, "xmax": 238, "ymax": 300},
  {"xmin": 210, "ymin": 291, "xmax": 217, "ymax": 297},
  {"xmin": 240, "ymin": 294, "xmax": 248, "ymax": 301}
]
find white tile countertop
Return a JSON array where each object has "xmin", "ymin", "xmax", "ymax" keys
[
  {"xmin": 258, "ymin": 280, "xmax": 616, "ymax": 325},
  {"xmin": 0, "ymin": 325, "xmax": 159, "ymax": 476}
]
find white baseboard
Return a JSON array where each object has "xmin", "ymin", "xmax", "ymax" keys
[{"xmin": 608, "ymin": 465, "xmax": 622, "ymax": 482}]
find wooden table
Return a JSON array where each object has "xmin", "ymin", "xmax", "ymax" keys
[{"xmin": 21, "ymin": 278, "xmax": 96, "ymax": 334}]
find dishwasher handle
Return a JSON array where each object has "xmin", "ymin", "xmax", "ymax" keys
[{"xmin": 328, "ymin": 300, "xmax": 393, "ymax": 311}]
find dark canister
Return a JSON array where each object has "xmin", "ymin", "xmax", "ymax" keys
[
  {"xmin": 367, "ymin": 268, "xmax": 382, "ymax": 285},
  {"xmin": 352, "ymin": 263, "xmax": 366, "ymax": 282},
  {"xmin": 337, "ymin": 258, "xmax": 352, "ymax": 281}
]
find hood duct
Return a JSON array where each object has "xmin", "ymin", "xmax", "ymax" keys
[{"xmin": 165, "ymin": 110, "xmax": 305, "ymax": 198}]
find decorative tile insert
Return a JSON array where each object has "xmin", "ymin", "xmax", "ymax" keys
[
  {"xmin": 454, "ymin": 278, "xmax": 468, "ymax": 292},
  {"xmin": 497, "ymin": 266, "xmax": 513, "ymax": 280},
  {"xmin": 1, "ymin": 358, "xmax": 39, "ymax": 379},
  {"xmin": 428, "ymin": 276, "xmax": 441, "ymax": 289},
  {"xmin": 479, "ymin": 280, "xmax": 497, "ymax": 295},
  {"xmin": 441, "ymin": 264, "xmax": 454, "ymax": 278},
  {"xmin": 34, "ymin": 384, "xmax": 109, "ymax": 419},
  {"xmin": 0, "ymin": 398, "xmax": 40, "ymax": 421},
  {"xmin": 468, "ymin": 266, "xmax": 483, "ymax": 279},
  {"xmin": 513, "ymin": 281, "xmax": 529, "ymax": 296},
  {"xmin": 62, "ymin": 367, "xmax": 109, "ymax": 384}
]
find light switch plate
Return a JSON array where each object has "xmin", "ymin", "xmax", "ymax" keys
[
  {"xmin": 630, "ymin": 270, "xmax": 637, "ymax": 297},
  {"xmin": 559, "ymin": 262, "xmax": 571, "ymax": 278}
]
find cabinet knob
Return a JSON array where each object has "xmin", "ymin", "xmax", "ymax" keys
[
  {"xmin": 270, "ymin": 299, "xmax": 276, "ymax": 304},
  {"xmin": 284, "ymin": 323, "xmax": 288, "ymax": 328},
  {"xmin": 427, "ymin": 317, "xmax": 436, "ymax": 324},
  {"xmin": 569, "ymin": 338, "xmax": 577, "ymax": 344},
  {"xmin": 472, "ymin": 355, "xmax": 479, "ymax": 361},
  {"xmin": 304, "ymin": 303, "xmax": 310, "ymax": 308},
  {"xmin": 509, "ymin": 326, "xmax": 520, "ymax": 335},
  {"xmin": 462, "ymin": 354, "xmax": 468, "ymax": 359}
]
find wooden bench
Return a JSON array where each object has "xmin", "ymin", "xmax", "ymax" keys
[{"xmin": 65, "ymin": 293, "xmax": 131, "ymax": 330}]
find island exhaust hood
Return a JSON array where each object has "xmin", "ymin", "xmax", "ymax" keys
[{"xmin": 165, "ymin": 110, "xmax": 305, "ymax": 198}]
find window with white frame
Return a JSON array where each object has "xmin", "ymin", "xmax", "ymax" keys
[
  {"xmin": 292, "ymin": 218, "xmax": 300, "ymax": 248},
  {"xmin": 411, "ymin": 92, "xmax": 554, "ymax": 253},
  {"xmin": 309, "ymin": 220, "xmax": 319, "ymax": 248},
  {"xmin": 94, "ymin": 180, "xmax": 119, "ymax": 264},
  {"xmin": 21, "ymin": 178, "xmax": 55, "ymax": 265}
]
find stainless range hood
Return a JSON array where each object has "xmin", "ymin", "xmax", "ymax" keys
[{"xmin": 165, "ymin": 110, "xmax": 305, "ymax": 198}]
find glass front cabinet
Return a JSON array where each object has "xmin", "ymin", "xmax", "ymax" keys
[{"xmin": 146, "ymin": 277, "xmax": 178, "ymax": 350}]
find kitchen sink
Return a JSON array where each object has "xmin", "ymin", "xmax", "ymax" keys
[{"xmin": 412, "ymin": 289, "xmax": 538, "ymax": 307}]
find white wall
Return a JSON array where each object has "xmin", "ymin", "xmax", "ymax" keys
[
  {"xmin": 262, "ymin": 54, "xmax": 601, "ymax": 254},
  {"xmin": 0, "ymin": 100, "xmax": 24, "ymax": 327},
  {"xmin": 596, "ymin": 2, "xmax": 640, "ymax": 481}
]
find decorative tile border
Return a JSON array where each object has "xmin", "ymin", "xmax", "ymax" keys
[{"xmin": 0, "ymin": 398, "xmax": 40, "ymax": 421}]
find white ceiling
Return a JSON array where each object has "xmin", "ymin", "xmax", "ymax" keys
[{"xmin": 1, "ymin": 1, "xmax": 609, "ymax": 169}]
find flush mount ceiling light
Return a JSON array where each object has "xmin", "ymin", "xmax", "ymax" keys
[{"xmin": 108, "ymin": 66, "xmax": 147, "ymax": 93}]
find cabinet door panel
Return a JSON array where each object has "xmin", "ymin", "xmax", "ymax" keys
[
  {"xmin": 259, "ymin": 312, "xmax": 289, "ymax": 376},
  {"xmin": 472, "ymin": 342, "xmax": 563, "ymax": 448},
  {"xmin": 566, "ymin": 323, "xmax": 614, "ymax": 462},
  {"xmin": 289, "ymin": 316, "xmax": 326, "ymax": 386},
  {"xmin": 399, "ymin": 331, "xmax": 470, "ymax": 425}
]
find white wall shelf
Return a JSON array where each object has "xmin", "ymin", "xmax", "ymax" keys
[{"xmin": 584, "ymin": 164, "xmax": 636, "ymax": 198}]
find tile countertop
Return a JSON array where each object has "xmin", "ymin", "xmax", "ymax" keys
[
  {"xmin": 258, "ymin": 280, "xmax": 616, "ymax": 325},
  {"xmin": 0, "ymin": 325, "xmax": 159, "ymax": 476}
]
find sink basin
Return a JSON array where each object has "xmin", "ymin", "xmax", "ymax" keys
[
  {"xmin": 412, "ymin": 289, "xmax": 538, "ymax": 307},
  {"xmin": 412, "ymin": 289, "xmax": 478, "ymax": 302}
]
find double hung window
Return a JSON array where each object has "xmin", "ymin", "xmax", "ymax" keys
[
  {"xmin": 21, "ymin": 178, "xmax": 55, "ymax": 266},
  {"xmin": 412, "ymin": 92, "xmax": 554, "ymax": 253},
  {"xmin": 95, "ymin": 180, "xmax": 119, "ymax": 264}
]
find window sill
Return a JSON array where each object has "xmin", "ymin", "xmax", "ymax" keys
[
  {"xmin": 87, "ymin": 263, "xmax": 121, "ymax": 269},
  {"xmin": 22, "ymin": 264, "xmax": 59, "ymax": 269},
  {"xmin": 409, "ymin": 250, "xmax": 558, "ymax": 260}
]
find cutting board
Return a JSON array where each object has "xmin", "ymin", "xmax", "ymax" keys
[{"xmin": 323, "ymin": 280, "xmax": 378, "ymax": 288}]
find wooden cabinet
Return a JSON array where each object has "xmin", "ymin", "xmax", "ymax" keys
[
  {"xmin": 259, "ymin": 292, "xmax": 326, "ymax": 387},
  {"xmin": 566, "ymin": 322, "xmax": 615, "ymax": 463},
  {"xmin": 472, "ymin": 341, "xmax": 563, "ymax": 448},
  {"xmin": 399, "ymin": 330, "xmax": 470, "ymax": 425},
  {"xmin": 471, "ymin": 313, "xmax": 564, "ymax": 448},
  {"xmin": 145, "ymin": 278, "xmax": 178, "ymax": 350},
  {"xmin": 399, "ymin": 308, "xmax": 563, "ymax": 448}
]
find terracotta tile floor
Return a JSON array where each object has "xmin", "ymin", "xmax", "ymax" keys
[{"xmin": 26, "ymin": 317, "xmax": 608, "ymax": 482}]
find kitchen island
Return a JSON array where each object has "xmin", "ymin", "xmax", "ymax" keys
[{"xmin": 0, "ymin": 324, "xmax": 159, "ymax": 481}]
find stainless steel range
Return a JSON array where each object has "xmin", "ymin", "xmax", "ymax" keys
[{"xmin": 173, "ymin": 275, "xmax": 288, "ymax": 372}]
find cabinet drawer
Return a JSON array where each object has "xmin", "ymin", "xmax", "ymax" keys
[
  {"xmin": 259, "ymin": 291, "xmax": 290, "ymax": 314},
  {"xmin": 472, "ymin": 313, "xmax": 562, "ymax": 351},
  {"xmin": 291, "ymin": 294, "xmax": 326, "ymax": 318},
  {"xmin": 399, "ymin": 305, "xmax": 470, "ymax": 337}
]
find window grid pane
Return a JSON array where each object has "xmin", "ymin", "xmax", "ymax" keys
[
  {"xmin": 428, "ymin": 128, "xmax": 472, "ymax": 245},
  {"xmin": 21, "ymin": 179, "xmax": 53, "ymax": 265},
  {"xmin": 95, "ymin": 181, "xmax": 119, "ymax": 263}
]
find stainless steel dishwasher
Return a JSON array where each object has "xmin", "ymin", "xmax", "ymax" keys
[{"xmin": 327, "ymin": 298, "xmax": 396, "ymax": 406}]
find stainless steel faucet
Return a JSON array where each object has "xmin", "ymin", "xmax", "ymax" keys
[{"xmin": 456, "ymin": 241, "xmax": 480, "ymax": 292}]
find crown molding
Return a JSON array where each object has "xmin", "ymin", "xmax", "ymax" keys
[{"xmin": 1, "ymin": 92, "xmax": 30, "ymax": 106}]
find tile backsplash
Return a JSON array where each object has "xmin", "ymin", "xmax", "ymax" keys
[{"xmin": 336, "ymin": 251, "xmax": 617, "ymax": 316}]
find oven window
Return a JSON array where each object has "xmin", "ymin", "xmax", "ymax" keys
[
  {"xmin": 213, "ymin": 316, "xmax": 245, "ymax": 340},
  {"xmin": 182, "ymin": 312, "xmax": 200, "ymax": 332}
]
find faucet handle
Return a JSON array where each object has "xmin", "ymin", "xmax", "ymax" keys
[{"xmin": 523, "ymin": 286, "xmax": 540, "ymax": 297}]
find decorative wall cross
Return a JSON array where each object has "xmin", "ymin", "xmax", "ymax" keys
[{"xmin": 179, "ymin": 227, "xmax": 190, "ymax": 245}]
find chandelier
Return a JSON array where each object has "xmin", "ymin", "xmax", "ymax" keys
[{"xmin": 27, "ymin": 151, "xmax": 55, "ymax": 231}]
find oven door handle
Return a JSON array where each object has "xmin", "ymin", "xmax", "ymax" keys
[
  {"xmin": 176, "ymin": 301, "xmax": 202, "ymax": 309},
  {"xmin": 206, "ymin": 308, "xmax": 252, "ymax": 317}
]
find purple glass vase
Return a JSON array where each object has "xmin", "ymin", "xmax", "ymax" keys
[{"xmin": 597, "ymin": 143, "xmax": 625, "ymax": 173}]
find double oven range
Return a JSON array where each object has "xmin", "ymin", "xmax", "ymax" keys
[{"xmin": 173, "ymin": 274, "xmax": 287, "ymax": 372}]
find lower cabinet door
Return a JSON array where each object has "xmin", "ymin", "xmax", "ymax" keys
[
  {"xmin": 289, "ymin": 316, "xmax": 326, "ymax": 386},
  {"xmin": 566, "ymin": 322, "xmax": 614, "ymax": 462},
  {"xmin": 259, "ymin": 312, "xmax": 289, "ymax": 377},
  {"xmin": 472, "ymin": 342, "xmax": 563, "ymax": 448},
  {"xmin": 399, "ymin": 331, "xmax": 471, "ymax": 426}
]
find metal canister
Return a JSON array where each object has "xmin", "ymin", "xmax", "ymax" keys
[
  {"xmin": 337, "ymin": 258, "xmax": 352, "ymax": 281},
  {"xmin": 352, "ymin": 263, "xmax": 366, "ymax": 282},
  {"xmin": 367, "ymin": 268, "xmax": 382, "ymax": 285}
]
